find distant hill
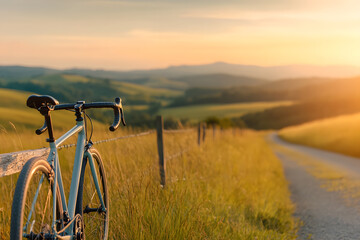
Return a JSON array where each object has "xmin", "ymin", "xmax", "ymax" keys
[
  {"xmin": 2, "ymin": 64, "xmax": 360, "ymax": 130},
  {"xmin": 0, "ymin": 66, "xmax": 58, "ymax": 81},
  {"xmin": 65, "ymin": 62, "xmax": 360, "ymax": 80},
  {"xmin": 241, "ymin": 97, "xmax": 360, "ymax": 130},
  {"xmin": 157, "ymin": 62, "xmax": 360, "ymax": 79},
  {"xmin": 260, "ymin": 77, "xmax": 334, "ymax": 91},
  {"xmin": 241, "ymin": 76, "xmax": 360, "ymax": 129},
  {"xmin": 0, "ymin": 73, "xmax": 180, "ymax": 106},
  {"xmin": 3, "ymin": 62, "xmax": 359, "ymax": 82},
  {"xmin": 173, "ymin": 73, "xmax": 265, "ymax": 88},
  {"xmin": 121, "ymin": 77, "xmax": 188, "ymax": 90}
]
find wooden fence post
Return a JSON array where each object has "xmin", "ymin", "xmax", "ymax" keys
[
  {"xmin": 198, "ymin": 123, "xmax": 201, "ymax": 146},
  {"xmin": 212, "ymin": 124, "xmax": 216, "ymax": 139},
  {"xmin": 156, "ymin": 116, "xmax": 166, "ymax": 187},
  {"xmin": 202, "ymin": 123, "xmax": 206, "ymax": 142}
]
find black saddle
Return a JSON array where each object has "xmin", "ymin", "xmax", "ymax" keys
[{"xmin": 26, "ymin": 95, "xmax": 59, "ymax": 109}]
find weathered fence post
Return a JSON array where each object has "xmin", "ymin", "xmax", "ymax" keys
[
  {"xmin": 212, "ymin": 124, "xmax": 216, "ymax": 139},
  {"xmin": 202, "ymin": 123, "xmax": 206, "ymax": 142},
  {"xmin": 197, "ymin": 123, "xmax": 201, "ymax": 146},
  {"xmin": 156, "ymin": 116, "xmax": 166, "ymax": 187}
]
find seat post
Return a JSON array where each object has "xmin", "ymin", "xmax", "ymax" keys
[{"xmin": 39, "ymin": 105, "xmax": 55, "ymax": 142}]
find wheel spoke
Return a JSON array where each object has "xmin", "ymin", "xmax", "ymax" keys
[
  {"xmin": 78, "ymin": 150, "xmax": 108, "ymax": 239},
  {"xmin": 11, "ymin": 159, "xmax": 62, "ymax": 240},
  {"xmin": 23, "ymin": 174, "xmax": 45, "ymax": 232},
  {"xmin": 40, "ymin": 187, "xmax": 52, "ymax": 230}
]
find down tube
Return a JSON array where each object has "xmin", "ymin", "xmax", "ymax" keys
[{"xmin": 67, "ymin": 124, "xmax": 86, "ymax": 232}]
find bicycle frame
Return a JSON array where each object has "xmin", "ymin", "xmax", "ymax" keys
[{"xmin": 25, "ymin": 119, "xmax": 106, "ymax": 239}]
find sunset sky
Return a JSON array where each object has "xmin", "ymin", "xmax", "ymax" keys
[{"xmin": 1, "ymin": 0, "xmax": 360, "ymax": 70}]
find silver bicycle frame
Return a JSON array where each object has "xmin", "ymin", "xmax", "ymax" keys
[{"xmin": 24, "ymin": 119, "xmax": 106, "ymax": 239}]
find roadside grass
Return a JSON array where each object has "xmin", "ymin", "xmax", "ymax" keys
[
  {"xmin": 160, "ymin": 101, "xmax": 293, "ymax": 121},
  {"xmin": 279, "ymin": 112, "xmax": 360, "ymax": 158},
  {"xmin": 0, "ymin": 129, "xmax": 297, "ymax": 239}
]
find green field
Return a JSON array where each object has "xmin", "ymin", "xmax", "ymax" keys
[
  {"xmin": 160, "ymin": 101, "xmax": 293, "ymax": 121},
  {"xmin": 112, "ymin": 80, "xmax": 182, "ymax": 98},
  {"xmin": 279, "ymin": 112, "xmax": 360, "ymax": 158}
]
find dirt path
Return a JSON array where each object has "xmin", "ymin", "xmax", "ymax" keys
[{"xmin": 269, "ymin": 134, "xmax": 360, "ymax": 240}]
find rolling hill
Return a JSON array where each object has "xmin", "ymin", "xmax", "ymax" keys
[
  {"xmin": 0, "ymin": 66, "xmax": 58, "ymax": 81},
  {"xmin": 0, "ymin": 73, "xmax": 181, "ymax": 106},
  {"xmin": 160, "ymin": 101, "xmax": 293, "ymax": 121},
  {"xmin": 3, "ymin": 62, "xmax": 360, "ymax": 84},
  {"xmin": 63, "ymin": 62, "xmax": 360, "ymax": 80},
  {"xmin": 172, "ymin": 73, "xmax": 265, "ymax": 88},
  {"xmin": 279, "ymin": 113, "xmax": 360, "ymax": 158},
  {"xmin": 2, "ymin": 64, "xmax": 360, "ymax": 130},
  {"xmin": 0, "ymin": 88, "xmax": 84, "ymax": 131}
]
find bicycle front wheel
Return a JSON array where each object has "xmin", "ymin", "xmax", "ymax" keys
[
  {"xmin": 76, "ymin": 148, "xmax": 109, "ymax": 239},
  {"xmin": 10, "ymin": 158, "xmax": 63, "ymax": 240}
]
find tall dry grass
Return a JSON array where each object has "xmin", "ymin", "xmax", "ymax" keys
[
  {"xmin": 0, "ymin": 127, "xmax": 296, "ymax": 239},
  {"xmin": 279, "ymin": 112, "xmax": 360, "ymax": 158}
]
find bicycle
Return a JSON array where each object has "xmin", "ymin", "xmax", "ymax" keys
[{"xmin": 10, "ymin": 95, "xmax": 126, "ymax": 240}]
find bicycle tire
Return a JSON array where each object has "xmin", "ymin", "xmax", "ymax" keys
[
  {"xmin": 76, "ymin": 148, "xmax": 109, "ymax": 239},
  {"xmin": 10, "ymin": 158, "xmax": 63, "ymax": 240}
]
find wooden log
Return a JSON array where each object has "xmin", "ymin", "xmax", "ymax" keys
[
  {"xmin": 0, "ymin": 148, "xmax": 49, "ymax": 177},
  {"xmin": 156, "ymin": 116, "xmax": 166, "ymax": 187}
]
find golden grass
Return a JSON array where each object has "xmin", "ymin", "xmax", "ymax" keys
[
  {"xmin": 0, "ymin": 129, "xmax": 296, "ymax": 239},
  {"xmin": 279, "ymin": 113, "xmax": 360, "ymax": 158}
]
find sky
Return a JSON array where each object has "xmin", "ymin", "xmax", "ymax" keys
[{"xmin": 1, "ymin": 0, "xmax": 360, "ymax": 70}]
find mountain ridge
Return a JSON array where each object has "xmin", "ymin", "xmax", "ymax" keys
[{"xmin": 2, "ymin": 62, "xmax": 360, "ymax": 80}]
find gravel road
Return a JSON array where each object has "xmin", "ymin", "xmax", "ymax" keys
[{"xmin": 269, "ymin": 134, "xmax": 360, "ymax": 240}]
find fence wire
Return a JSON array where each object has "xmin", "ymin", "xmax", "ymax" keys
[
  {"xmin": 1, "ymin": 125, "xmax": 201, "ymax": 180},
  {"xmin": 163, "ymin": 129, "xmax": 195, "ymax": 134},
  {"xmin": 57, "ymin": 130, "xmax": 156, "ymax": 150}
]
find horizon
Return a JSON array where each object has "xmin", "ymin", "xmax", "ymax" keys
[
  {"xmin": 2, "ymin": 61, "xmax": 360, "ymax": 72},
  {"xmin": 1, "ymin": 0, "xmax": 360, "ymax": 70}
]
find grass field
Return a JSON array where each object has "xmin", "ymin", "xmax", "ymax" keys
[
  {"xmin": 160, "ymin": 101, "xmax": 293, "ymax": 121},
  {"xmin": 0, "ymin": 129, "xmax": 297, "ymax": 239},
  {"xmin": 29, "ymin": 74, "xmax": 183, "ymax": 98},
  {"xmin": 0, "ymin": 88, "xmax": 110, "ymax": 134},
  {"xmin": 279, "ymin": 112, "xmax": 360, "ymax": 158},
  {"xmin": 112, "ymin": 80, "xmax": 183, "ymax": 98}
]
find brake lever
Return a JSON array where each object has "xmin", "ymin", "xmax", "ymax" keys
[
  {"xmin": 36, "ymin": 120, "xmax": 48, "ymax": 135},
  {"xmin": 120, "ymin": 108, "xmax": 126, "ymax": 126},
  {"xmin": 115, "ymin": 97, "xmax": 126, "ymax": 126}
]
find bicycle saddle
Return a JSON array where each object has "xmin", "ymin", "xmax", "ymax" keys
[{"xmin": 26, "ymin": 95, "xmax": 59, "ymax": 109}]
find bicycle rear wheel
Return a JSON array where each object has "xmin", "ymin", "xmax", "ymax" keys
[
  {"xmin": 76, "ymin": 148, "xmax": 109, "ymax": 239},
  {"xmin": 10, "ymin": 158, "xmax": 63, "ymax": 240}
]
